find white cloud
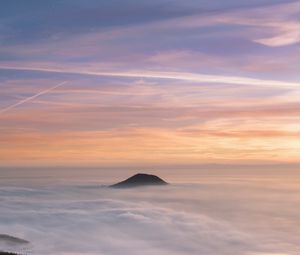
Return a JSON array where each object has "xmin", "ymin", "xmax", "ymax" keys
[
  {"xmin": 162, "ymin": 1, "xmax": 300, "ymax": 47},
  {"xmin": 0, "ymin": 191, "xmax": 252, "ymax": 255},
  {"xmin": 1, "ymin": 177, "xmax": 300, "ymax": 255}
]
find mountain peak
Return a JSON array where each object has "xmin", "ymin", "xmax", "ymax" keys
[{"xmin": 110, "ymin": 173, "xmax": 168, "ymax": 188}]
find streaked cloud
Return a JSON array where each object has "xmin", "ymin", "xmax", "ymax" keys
[
  {"xmin": 162, "ymin": 1, "xmax": 300, "ymax": 47},
  {"xmin": 0, "ymin": 65, "xmax": 299, "ymax": 89}
]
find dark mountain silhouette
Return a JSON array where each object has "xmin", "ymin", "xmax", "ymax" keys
[
  {"xmin": 0, "ymin": 234, "xmax": 29, "ymax": 255},
  {"xmin": 0, "ymin": 235, "xmax": 29, "ymax": 246},
  {"xmin": 0, "ymin": 252, "xmax": 20, "ymax": 255},
  {"xmin": 110, "ymin": 173, "xmax": 168, "ymax": 188}
]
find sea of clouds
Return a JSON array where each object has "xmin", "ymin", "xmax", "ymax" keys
[{"xmin": 0, "ymin": 171, "xmax": 299, "ymax": 255}]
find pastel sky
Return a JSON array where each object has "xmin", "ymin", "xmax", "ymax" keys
[{"xmin": 0, "ymin": 0, "xmax": 300, "ymax": 167}]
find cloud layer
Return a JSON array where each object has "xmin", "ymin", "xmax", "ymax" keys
[{"xmin": 1, "ymin": 170, "xmax": 300, "ymax": 255}]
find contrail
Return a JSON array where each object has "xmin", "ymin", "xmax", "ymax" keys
[
  {"xmin": 0, "ymin": 65, "xmax": 299, "ymax": 89},
  {"xmin": 0, "ymin": 81, "xmax": 68, "ymax": 114}
]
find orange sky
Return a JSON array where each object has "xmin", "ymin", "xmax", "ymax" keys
[{"xmin": 1, "ymin": 77, "xmax": 300, "ymax": 167}]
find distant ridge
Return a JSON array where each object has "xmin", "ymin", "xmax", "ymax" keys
[
  {"xmin": 0, "ymin": 252, "xmax": 20, "ymax": 255},
  {"xmin": 0, "ymin": 235, "xmax": 29, "ymax": 246},
  {"xmin": 0, "ymin": 234, "xmax": 29, "ymax": 255},
  {"xmin": 110, "ymin": 173, "xmax": 168, "ymax": 188}
]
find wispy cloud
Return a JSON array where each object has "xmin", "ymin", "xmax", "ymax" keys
[
  {"xmin": 162, "ymin": 1, "xmax": 300, "ymax": 47},
  {"xmin": 0, "ymin": 65, "xmax": 299, "ymax": 89}
]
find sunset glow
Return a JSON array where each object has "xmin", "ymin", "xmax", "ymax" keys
[
  {"xmin": 0, "ymin": 0, "xmax": 300, "ymax": 167},
  {"xmin": 1, "ymin": 2, "xmax": 300, "ymax": 255}
]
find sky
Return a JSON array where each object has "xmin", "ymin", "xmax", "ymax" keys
[{"xmin": 0, "ymin": 0, "xmax": 300, "ymax": 167}]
